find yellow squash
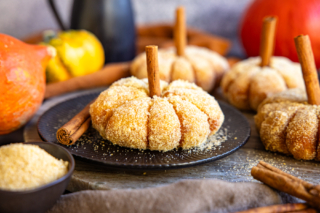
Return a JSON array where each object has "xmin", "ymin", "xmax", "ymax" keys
[{"xmin": 46, "ymin": 30, "xmax": 105, "ymax": 83}]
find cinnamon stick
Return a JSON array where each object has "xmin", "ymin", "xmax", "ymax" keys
[
  {"xmin": 287, "ymin": 208, "xmax": 318, "ymax": 213},
  {"xmin": 294, "ymin": 35, "xmax": 320, "ymax": 105},
  {"xmin": 136, "ymin": 23, "xmax": 231, "ymax": 55},
  {"xmin": 260, "ymin": 16, "xmax": 277, "ymax": 67},
  {"xmin": 174, "ymin": 7, "xmax": 186, "ymax": 56},
  {"xmin": 56, "ymin": 100, "xmax": 94, "ymax": 145},
  {"xmin": 235, "ymin": 203, "xmax": 308, "ymax": 213},
  {"xmin": 146, "ymin": 45, "xmax": 161, "ymax": 97},
  {"xmin": 251, "ymin": 161, "xmax": 320, "ymax": 209},
  {"xmin": 45, "ymin": 62, "xmax": 130, "ymax": 99},
  {"xmin": 256, "ymin": 161, "xmax": 314, "ymax": 189}
]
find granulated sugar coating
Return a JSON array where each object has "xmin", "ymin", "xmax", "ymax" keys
[
  {"xmin": 148, "ymin": 97, "xmax": 181, "ymax": 151},
  {"xmin": 106, "ymin": 98, "xmax": 152, "ymax": 149},
  {"xmin": 0, "ymin": 144, "xmax": 68, "ymax": 191},
  {"xmin": 168, "ymin": 96, "xmax": 210, "ymax": 149},
  {"xmin": 89, "ymin": 85, "xmax": 148, "ymax": 139},
  {"xmin": 162, "ymin": 79, "xmax": 203, "ymax": 92},
  {"xmin": 163, "ymin": 88, "xmax": 224, "ymax": 135},
  {"xmin": 90, "ymin": 77, "xmax": 224, "ymax": 151},
  {"xmin": 255, "ymin": 88, "xmax": 320, "ymax": 161}
]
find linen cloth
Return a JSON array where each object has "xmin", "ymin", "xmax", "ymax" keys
[{"xmin": 47, "ymin": 179, "xmax": 298, "ymax": 213}]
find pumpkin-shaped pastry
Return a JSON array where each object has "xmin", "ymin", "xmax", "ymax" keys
[
  {"xmin": 221, "ymin": 17, "xmax": 305, "ymax": 111},
  {"xmin": 221, "ymin": 56, "xmax": 304, "ymax": 110},
  {"xmin": 90, "ymin": 77, "xmax": 224, "ymax": 151},
  {"xmin": 90, "ymin": 46, "xmax": 224, "ymax": 151},
  {"xmin": 254, "ymin": 35, "xmax": 320, "ymax": 160},
  {"xmin": 130, "ymin": 7, "xmax": 229, "ymax": 92},
  {"xmin": 131, "ymin": 46, "xmax": 229, "ymax": 92},
  {"xmin": 254, "ymin": 88, "xmax": 315, "ymax": 159}
]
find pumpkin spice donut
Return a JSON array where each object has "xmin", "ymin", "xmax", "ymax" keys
[
  {"xmin": 130, "ymin": 7, "xmax": 229, "ymax": 92},
  {"xmin": 90, "ymin": 46, "xmax": 224, "ymax": 151},
  {"xmin": 131, "ymin": 46, "xmax": 229, "ymax": 92},
  {"xmin": 221, "ymin": 17, "xmax": 304, "ymax": 111},
  {"xmin": 221, "ymin": 57, "xmax": 304, "ymax": 110},
  {"xmin": 90, "ymin": 77, "xmax": 224, "ymax": 151},
  {"xmin": 255, "ymin": 90, "xmax": 319, "ymax": 160},
  {"xmin": 255, "ymin": 35, "xmax": 320, "ymax": 161}
]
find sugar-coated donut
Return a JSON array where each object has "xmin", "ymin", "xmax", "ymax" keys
[
  {"xmin": 221, "ymin": 57, "xmax": 305, "ymax": 111},
  {"xmin": 255, "ymin": 88, "xmax": 320, "ymax": 160},
  {"xmin": 90, "ymin": 77, "xmax": 224, "ymax": 151},
  {"xmin": 130, "ymin": 46, "xmax": 229, "ymax": 92}
]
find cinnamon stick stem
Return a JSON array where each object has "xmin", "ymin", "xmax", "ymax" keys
[
  {"xmin": 174, "ymin": 7, "xmax": 186, "ymax": 56},
  {"xmin": 45, "ymin": 62, "xmax": 131, "ymax": 99},
  {"xmin": 56, "ymin": 100, "xmax": 95, "ymax": 145},
  {"xmin": 251, "ymin": 161, "xmax": 320, "ymax": 210},
  {"xmin": 146, "ymin": 45, "xmax": 161, "ymax": 97},
  {"xmin": 235, "ymin": 203, "xmax": 308, "ymax": 213},
  {"xmin": 286, "ymin": 208, "xmax": 318, "ymax": 213},
  {"xmin": 294, "ymin": 35, "xmax": 320, "ymax": 105},
  {"xmin": 260, "ymin": 16, "xmax": 277, "ymax": 67}
]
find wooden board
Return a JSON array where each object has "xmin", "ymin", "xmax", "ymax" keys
[{"xmin": 24, "ymin": 88, "xmax": 320, "ymax": 192}]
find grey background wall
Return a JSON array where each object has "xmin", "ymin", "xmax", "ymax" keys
[{"xmin": 0, "ymin": 0, "xmax": 253, "ymax": 57}]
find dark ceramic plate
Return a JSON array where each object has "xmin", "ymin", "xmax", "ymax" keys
[{"xmin": 37, "ymin": 92, "xmax": 250, "ymax": 170}]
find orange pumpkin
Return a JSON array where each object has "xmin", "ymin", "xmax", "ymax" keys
[
  {"xmin": 240, "ymin": 0, "xmax": 320, "ymax": 68},
  {"xmin": 0, "ymin": 34, "xmax": 52, "ymax": 134}
]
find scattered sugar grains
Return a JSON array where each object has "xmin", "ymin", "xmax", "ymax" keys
[
  {"xmin": 0, "ymin": 144, "xmax": 68, "ymax": 191},
  {"xmin": 196, "ymin": 127, "xmax": 229, "ymax": 151}
]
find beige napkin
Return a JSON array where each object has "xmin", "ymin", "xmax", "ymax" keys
[{"xmin": 47, "ymin": 179, "xmax": 299, "ymax": 213}]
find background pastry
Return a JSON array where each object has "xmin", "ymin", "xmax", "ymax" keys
[
  {"xmin": 255, "ymin": 35, "xmax": 320, "ymax": 160},
  {"xmin": 221, "ymin": 17, "xmax": 304, "ymax": 111},
  {"xmin": 130, "ymin": 7, "xmax": 229, "ymax": 92}
]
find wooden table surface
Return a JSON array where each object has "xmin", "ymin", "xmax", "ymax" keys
[{"xmin": 24, "ymin": 88, "xmax": 320, "ymax": 192}]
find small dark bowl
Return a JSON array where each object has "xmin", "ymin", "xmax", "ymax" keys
[{"xmin": 0, "ymin": 142, "xmax": 75, "ymax": 213}]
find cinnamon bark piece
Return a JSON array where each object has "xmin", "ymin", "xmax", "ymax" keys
[
  {"xmin": 236, "ymin": 203, "xmax": 308, "ymax": 213},
  {"xmin": 260, "ymin": 17, "xmax": 277, "ymax": 67},
  {"xmin": 146, "ymin": 45, "xmax": 161, "ymax": 97},
  {"xmin": 174, "ymin": 7, "xmax": 186, "ymax": 56},
  {"xmin": 294, "ymin": 35, "xmax": 320, "ymax": 105},
  {"xmin": 45, "ymin": 62, "xmax": 131, "ymax": 99},
  {"xmin": 251, "ymin": 161, "xmax": 320, "ymax": 209},
  {"xmin": 56, "ymin": 100, "xmax": 94, "ymax": 145}
]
